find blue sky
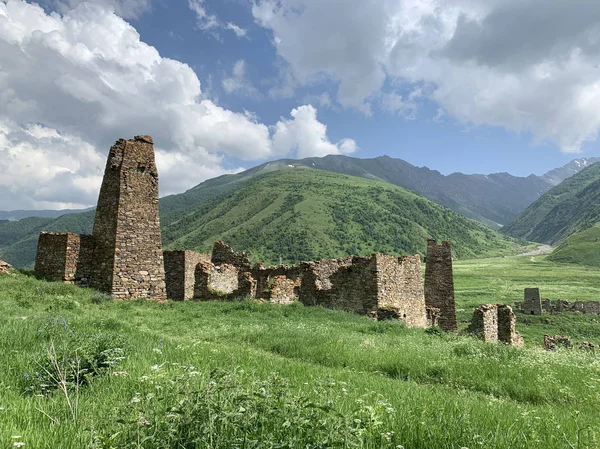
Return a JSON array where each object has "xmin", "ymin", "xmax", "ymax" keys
[
  {"xmin": 1, "ymin": 0, "xmax": 599, "ymax": 209},
  {"xmin": 131, "ymin": 0, "xmax": 593, "ymax": 177}
]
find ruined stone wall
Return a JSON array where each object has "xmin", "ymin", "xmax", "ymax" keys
[
  {"xmin": 252, "ymin": 264, "xmax": 301, "ymax": 303},
  {"xmin": 522, "ymin": 288, "xmax": 542, "ymax": 315},
  {"xmin": 267, "ymin": 276, "xmax": 297, "ymax": 304},
  {"xmin": 35, "ymin": 232, "xmax": 94, "ymax": 285},
  {"xmin": 164, "ymin": 250, "xmax": 211, "ymax": 301},
  {"xmin": 194, "ymin": 262, "xmax": 256, "ymax": 301},
  {"xmin": 424, "ymin": 239, "xmax": 457, "ymax": 331},
  {"xmin": 468, "ymin": 304, "xmax": 523, "ymax": 347},
  {"xmin": 498, "ymin": 305, "xmax": 524, "ymax": 347},
  {"xmin": 468, "ymin": 304, "xmax": 498, "ymax": 343},
  {"xmin": 375, "ymin": 254, "xmax": 427, "ymax": 327},
  {"xmin": 89, "ymin": 136, "xmax": 166, "ymax": 299},
  {"xmin": 298, "ymin": 257, "xmax": 354, "ymax": 307},
  {"xmin": 211, "ymin": 241, "xmax": 252, "ymax": 271}
]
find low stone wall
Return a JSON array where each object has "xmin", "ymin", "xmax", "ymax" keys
[
  {"xmin": 34, "ymin": 232, "xmax": 94, "ymax": 285},
  {"xmin": 518, "ymin": 298, "xmax": 600, "ymax": 315},
  {"xmin": 163, "ymin": 250, "xmax": 211, "ymax": 301},
  {"xmin": 467, "ymin": 304, "xmax": 523, "ymax": 347}
]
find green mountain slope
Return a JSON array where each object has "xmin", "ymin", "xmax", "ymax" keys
[
  {"xmin": 547, "ymin": 223, "xmax": 600, "ymax": 267},
  {"xmin": 0, "ymin": 168, "xmax": 520, "ymax": 267},
  {"xmin": 502, "ymin": 162, "xmax": 600, "ymax": 244}
]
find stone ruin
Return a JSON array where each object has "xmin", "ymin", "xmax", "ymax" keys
[
  {"xmin": 467, "ymin": 304, "xmax": 524, "ymax": 347},
  {"xmin": 424, "ymin": 239, "xmax": 457, "ymax": 331},
  {"xmin": 0, "ymin": 259, "xmax": 12, "ymax": 274},
  {"xmin": 516, "ymin": 290, "xmax": 600, "ymax": 316},
  {"xmin": 32, "ymin": 134, "xmax": 460, "ymax": 329},
  {"xmin": 35, "ymin": 136, "xmax": 167, "ymax": 299},
  {"xmin": 522, "ymin": 288, "xmax": 542, "ymax": 315},
  {"xmin": 162, "ymin": 241, "xmax": 432, "ymax": 328}
]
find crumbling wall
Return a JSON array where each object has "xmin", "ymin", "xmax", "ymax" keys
[
  {"xmin": 298, "ymin": 257, "xmax": 354, "ymax": 307},
  {"xmin": 34, "ymin": 232, "xmax": 94, "ymax": 285},
  {"xmin": 468, "ymin": 304, "xmax": 498, "ymax": 343},
  {"xmin": 194, "ymin": 262, "xmax": 255, "ymax": 301},
  {"xmin": 375, "ymin": 254, "xmax": 427, "ymax": 328},
  {"xmin": 164, "ymin": 250, "xmax": 211, "ymax": 301},
  {"xmin": 267, "ymin": 276, "xmax": 297, "ymax": 304},
  {"xmin": 424, "ymin": 239, "xmax": 457, "ymax": 331},
  {"xmin": 89, "ymin": 136, "xmax": 166, "ymax": 299},
  {"xmin": 252, "ymin": 264, "xmax": 301, "ymax": 303},
  {"xmin": 467, "ymin": 304, "xmax": 523, "ymax": 347},
  {"xmin": 211, "ymin": 241, "xmax": 252, "ymax": 271},
  {"xmin": 498, "ymin": 305, "xmax": 524, "ymax": 347},
  {"xmin": 522, "ymin": 288, "xmax": 542, "ymax": 315}
]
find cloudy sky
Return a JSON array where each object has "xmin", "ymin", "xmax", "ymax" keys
[{"xmin": 1, "ymin": 0, "xmax": 600, "ymax": 209}]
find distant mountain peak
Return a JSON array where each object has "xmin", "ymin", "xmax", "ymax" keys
[{"xmin": 541, "ymin": 157, "xmax": 600, "ymax": 186}]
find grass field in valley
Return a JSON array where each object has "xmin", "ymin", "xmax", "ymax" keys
[{"xmin": 1, "ymin": 255, "xmax": 600, "ymax": 448}]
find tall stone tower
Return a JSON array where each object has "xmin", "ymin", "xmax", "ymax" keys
[
  {"xmin": 424, "ymin": 239, "xmax": 457, "ymax": 331},
  {"xmin": 89, "ymin": 135, "xmax": 166, "ymax": 299}
]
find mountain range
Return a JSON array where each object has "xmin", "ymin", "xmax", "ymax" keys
[
  {"xmin": 0, "ymin": 167, "xmax": 524, "ymax": 268},
  {"xmin": 0, "ymin": 155, "xmax": 597, "ymax": 268}
]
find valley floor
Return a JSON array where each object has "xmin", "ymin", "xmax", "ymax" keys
[{"xmin": 1, "ymin": 255, "xmax": 599, "ymax": 448}]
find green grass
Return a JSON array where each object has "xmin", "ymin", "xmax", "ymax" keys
[
  {"xmin": 547, "ymin": 223, "xmax": 600, "ymax": 267},
  {"xmin": 454, "ymin": 255, "xmax": 600, "ymax": 345},
  {"xmin": 2, "ymin": 256, "xmax": 600, "ymax": 448}
]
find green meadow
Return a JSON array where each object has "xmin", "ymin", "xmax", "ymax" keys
[{"xmin": 1, "ymin": 255, "xmax": 600, "ymax": 448}]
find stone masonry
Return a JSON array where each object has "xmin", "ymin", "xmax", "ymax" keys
[
  {"xmin": 35, "ymin": 232, "xmax": 94, "ymax": 285},
  {"xmin": 424, "ymin": 239, "xmax": 457, "ymax": 331},
  {"xmin": 89, "ymin": 136, "xmax": 166, "ymax": 299},
  {"xmin": 211, "ymin": 241, "xmax": 252, "ymax": 271},
  {"xmin": 522, "ymin": 288, "xmax": 542, "ymax": 315},
  {"xmin": 35, "ymin": 136, "xmax": 167, "ymax": 299},
  {"xmin": 163, "ymin": 250, "xmax": 211, "ymax": 300},
  {"xmin": 467, "ymin": 304, "xmax": 523, "ymax": 347},
  {"xmin": 194, "ymin": 262, "xmax": 256, "ymax": 301}
]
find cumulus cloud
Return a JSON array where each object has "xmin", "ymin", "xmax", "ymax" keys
[
  {"xmin": 272, "ymin": 105, "xmax": 357, "ymax": 159},
  {"xmin": 43, "ymin": 0, "xmax": 151, "ymax": 18},
  {"xmin": 0, "ymin": 0, "xmax": 352, "ymax": 209},
  {"xmin": 188, "ymin": 0, "xmax": 247, "ymax": 39},
  {"xmin": 253, "ymin": 0, "xmax": 600, "ymax": 152}
]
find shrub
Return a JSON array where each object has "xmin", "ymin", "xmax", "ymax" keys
[{"xmin": 23, "ymin": 315, "xmax": 125, "ymax": 395}]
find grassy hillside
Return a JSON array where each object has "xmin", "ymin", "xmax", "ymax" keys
[
  {"xmin": 162, "ymin": 168, "xmax": 522, "ymax": 263},
  {"xmin": 0, "ymin": 168, "xmax": 523, "ymax": 267},
  {"xmin": 547, "ymin": 223, "xmax": 600, "ymax": 267},
  {"xmin": 2, "ymin": 255, "xmax": 600, "ymax": 448},
  {"xmin": 502, "ymin": 161, "xmax": 600, "ymax": 243}
]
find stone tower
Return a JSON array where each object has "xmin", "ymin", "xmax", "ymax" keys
[
  {"xmin": 424, "ymin": 239, "xmax": 457, "ymax": 331},
  {"xmin": 89, "ymin": 135, "xmax": 166, "ymax": 299}
]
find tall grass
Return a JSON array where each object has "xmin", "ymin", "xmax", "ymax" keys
[{"xmin": 1, "ymin": 260, "xmax": 599, "ymax": 448}]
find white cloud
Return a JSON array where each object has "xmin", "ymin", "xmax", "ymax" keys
[
  {"xmin": 0, "ymin": 1, "xmax": 353, "ymax": 209},
  {"xmin": 253, "ymin": 0, "xmax": 600, "ymax": 153},
  {"xmin": 188, "ymin": 0, "xmax": 247, "ymax": 39},
  {"xmin": 44, "ymin": 0, "xmax": 151, "ymax": 18},
  {"xmin": 272, "ymin": 105, "xmax": 357, "ymax": 159},
  {"xmin": 222, "ymin": 59, "xmax": 259, "ymax": 97}
]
